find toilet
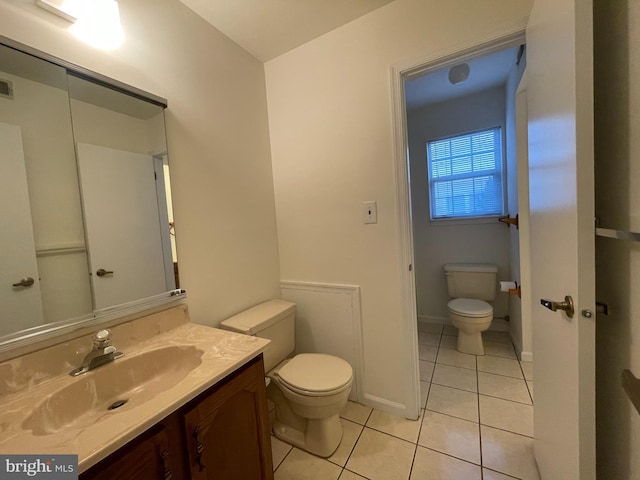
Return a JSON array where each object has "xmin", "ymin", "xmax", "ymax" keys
[
  {"xmin": 444, "ymin": 263, "xmax": 498, "ymax": 355},
  {"xmin": 220, "ymin": 299, "xmax": 353, "ymax": 457}
]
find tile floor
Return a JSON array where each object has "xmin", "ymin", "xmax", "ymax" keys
[{"xmin": 271, "ymin": 323, "xmax": 540, "ymax": 480}]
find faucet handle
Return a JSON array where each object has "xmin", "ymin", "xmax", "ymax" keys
[{"xmin": 93, "ymin": 329, "xmax": 112, "ymax": 348}]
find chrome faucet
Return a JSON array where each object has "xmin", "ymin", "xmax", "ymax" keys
[{"xmin": 69, "ymin": 329, "xmax": 124, "ymax": 376}]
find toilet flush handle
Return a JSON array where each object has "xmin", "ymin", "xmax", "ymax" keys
[{"xmin": 540, "ymin": 295, "xmax": 574, "ymax": 318}]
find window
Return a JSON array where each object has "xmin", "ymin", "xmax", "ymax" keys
[{"xmin": 426, "ymin": 127, "xmax": 504, "ymax": 220}]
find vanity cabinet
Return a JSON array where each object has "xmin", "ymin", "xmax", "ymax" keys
[{"xmin": 81, "ymin": 355, "xmax": 273, "ymax": 480}]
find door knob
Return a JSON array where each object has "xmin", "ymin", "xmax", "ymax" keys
[
  {"xmin": 96, "ymin": 269, "xmax": 114, "ymax": 277},
  {"xmin": 540, "ymin": 295, "xmax": 574, "ymax": 318},
  {"xmin": 12, "ymin": 277, "xmax": 35, "ymax": 287}
]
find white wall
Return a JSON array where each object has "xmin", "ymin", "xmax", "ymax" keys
[
  {"xmin": 265, "ymin": 0, "xmax": 532, "ymax": 411},
  {"xmin": 407, "ymin": 87, "xmax": 510, "ymax": 326},
  {"xmin": 594, "ymin": 0, "xmax": 640, "ymax": 477},
  {"xmin": 0, "ymin": 0, "xmax": 281, "ymax": 326}
]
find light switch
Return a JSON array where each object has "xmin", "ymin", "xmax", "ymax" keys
[{"xmin": 363, "ymin": 201, "xmax": 377, "ymax": 224}]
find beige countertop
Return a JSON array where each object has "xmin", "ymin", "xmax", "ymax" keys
[{"xmin": 0, "ymin": 305, "xmax": 269, "ymax": 473}]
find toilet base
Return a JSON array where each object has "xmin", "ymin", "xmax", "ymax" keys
[
  {"xmin": 457, "ymin": 330, "xmax": 485, "ymax": 355},
  {"xmin": 273, "ymin": 414, "xmax": 343, "ymax": 458}
]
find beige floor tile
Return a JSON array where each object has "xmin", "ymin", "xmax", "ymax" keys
[
  {"xmin": 420, "ymin": 381, "xmax": 431, "ymax": 407},
  {"xmin": 483, "ymin": 468, "xmax": 520, "ymax": 480},
  {"xmin": 426, "ymin": 384, "xmax": 479, "ymax": 422},
  {"xmin": 440, "ymin": 335, "xmax": 458, "ymax": 349},
  {"xmin": 271, "ymin": 435, "xmax": 293, "ymax": 470},
  {"xmin": 419, "ymin": 344, "xmax": 438, "ymax": 362},
  {"xmin": 484, "ymin": 341, "xmax": 517, "ymax": 359},
  {"xmin": 477, "ymin": 356, "xmax": 523, "ymax": 379},
  {"xmin": 527, "ymin": 381, "xmax": 534, "ymax": 401},
  {"xmin": 483, "ymin": 330, "xmax": 512, "ymax": 344},
  {"xmin": 432, "ymin": 363, "xmax": 478, "ymax": 393},
  {"xmin": 420, "ymin": 360, "xmax": 435, "ymax": 382},
  {"xmin": 436, "ymin": 348, "xmax": 476, "ymax": 370},
  {"xmin": 275, "ymin": 447, "xmax": 342, "ymax": 480},
  {"xmin": 339, "ymin": 471, "xmax": 369, "ymax": 480},
  {"xmin": 346, "ymin": 428, "xmax": 415, "ymax": 480},
  {"xmin": 520, "ymin": 361, "xmax": 534, "ymax": 381},
  {"xmin": 478, "ymin": 372, "xmax": 531, "ymax": 404},
  {"xmin": 419, "ymin": 410, "xmax": 481, "ymax": 464},
  {"xmin": 443, "ymin": 325, "xmax": 458, "ymax": 335},
  {"xmin": 479, "ymin": 395, "xmax": 533, "ymax": 437},
  {"xmin": 328, "ymin": 419, "xmax": 363, "ymax": 467},
  {"xmin": 418, "ymin": 322, "xmax": 444, "ymax": 333},
  {"xmin": 341, "ymin": 401, "xmax": 373, "ymax": 425},
  {"xmin": 410, "ymin": 446, "xmax": 481, "ymax": 480},
  {"xmin": 481, "ymin": 425, "xmax": 541, "ymax": 480},
  {"xmin": 419, "ymin": 331, "xmax": 441, "ymax": 346},
  {"xmin": 366, "ymin": 409, "xmax": 421, "ymax": 443}
]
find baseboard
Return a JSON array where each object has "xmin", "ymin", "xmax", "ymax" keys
[
  {"xmin": 363, "ymin": 394, "xmax": 416, "ymax": 420},
  {"xmin": 417, "ymin": 315, "xmax": 447, "ymax": 325},
  {"xmin": 520, "ymin": 351, "xmax": 533, "ymax": 362}
]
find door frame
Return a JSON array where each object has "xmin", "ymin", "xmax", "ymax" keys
[{"xmin": 389, "ymin": 29, "xmax": 526, "ymax": 420}]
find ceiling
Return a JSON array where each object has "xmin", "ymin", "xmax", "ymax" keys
[
  {"xmin": 404, "ymin": 47, "xmax": 522, "ymax": 112},
  {"xmin": 178, "ymin": 0, "xmax": 395, "ymax": 62}
]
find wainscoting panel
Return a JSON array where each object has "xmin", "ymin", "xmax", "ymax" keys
[{"xmin": 280, "ymin": 281, "xmax": 364, "ymax": 403}]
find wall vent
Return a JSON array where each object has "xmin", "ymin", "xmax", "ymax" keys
[{"xmin": 0, "ymin": 78, "xmax": 14, "ymax": 100}]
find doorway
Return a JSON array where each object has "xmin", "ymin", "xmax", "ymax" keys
[{"xmin": 390, "ymin": 30, "xmax": 528, "ymax": 419}]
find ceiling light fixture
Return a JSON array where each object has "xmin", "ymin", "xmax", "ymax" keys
[
  {"xmin": 35, "ymin": 0, "xmax": 80, "ymax": 22},
  {"xmin": 448, "ymin": 63, "xmax": 470, "ymax": 85}
]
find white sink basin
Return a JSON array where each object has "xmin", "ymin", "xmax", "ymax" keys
[{"xmin": 23, "ymin": 345, "xmax": 203, "ymax": 435}]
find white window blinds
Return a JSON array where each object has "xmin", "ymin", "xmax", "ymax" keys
[{"xmin": 427, "ymin": 127, "xmax": 504, "ymax": 220}]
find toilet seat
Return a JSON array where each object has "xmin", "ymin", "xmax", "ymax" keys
[
  {"xmin": 448, "ymin": 298, "xmax": 492, "ymax": 317},
  {"xmin": 276, "ymin": 353, "xmax": 353, "ymax": 397}
]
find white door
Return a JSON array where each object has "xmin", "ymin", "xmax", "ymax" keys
[
  {"xmin": 0, "ymin": 123, "xmax": 44, "ymax": 335},
  {"xmin": 77, "ymin": 143, "xmax": 168, "ymax": 310},
  {"xmin": 527, "ymin": 0, "xmax": 595, "ymax": 478}
]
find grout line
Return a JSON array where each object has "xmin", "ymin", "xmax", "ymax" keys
[
  {"xmin": 483, "ymin": 466, "xmax": 523, "ymax": 479},
  {"xmin": 272, "ymin": 440, "xmax": 294, "ymax": 474},
  {"xmin": 362, "ymin": 425, "xmax": 419, "ymax": 445},
  {"xmin": 419, "ymin": 444, "xmax": 482, "ymax": 467},
  {"xmin": 477, "ymin": 391, "xmax": 533, "ymax": 406},
  {"xmin": 430, "ymin": 381, "xmax": 479, "ymax": 396},
  {"xmin": 423, "ymin": 407, "xmax": 479, "ymax": 424},
  {"xmin": 336, "ymin": 407, "xmax": 373, "ymax": 474},
  {"xmin": 480, "ymin": 422, "xmax": 534, "ymax": 439},
  {"xmin": 476, "ymin": 353, "xmax": 485, "ymax": 476}
]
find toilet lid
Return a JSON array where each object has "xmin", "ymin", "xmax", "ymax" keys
[
  {"xmin": 277, "ymin": 353, "xmax": 353, "ymax": 393},
  {"xmin": 448, "ymin": 298, "xmax": 493, "ymax": 317}
]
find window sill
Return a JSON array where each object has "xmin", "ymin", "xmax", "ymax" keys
[{"xmin": 428, "ymin": 215, "xmax": 504, "ymax": 227}]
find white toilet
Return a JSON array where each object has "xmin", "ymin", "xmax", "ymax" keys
[
  {"xmin": 220, "ymin": 299, "xmax": 353, "ymax": 457},
  {"xmin": 444, "ymin": 263, "xmax": 498, "ymax": 355}
]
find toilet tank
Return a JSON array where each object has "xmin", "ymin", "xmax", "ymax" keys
[
  {"xmin": 444, "ymin": 263, "xmax": 498, "ymax": 301},
  {"xmin": 219, "ymin": 299, "xmax": 295, "ymax": 373}
]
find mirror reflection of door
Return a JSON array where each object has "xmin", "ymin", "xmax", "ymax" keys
[
  {"xmin": 77, "ymin": 143, "xmax": 171, "ymax": 309},
  {"xmin": 0, "ymin": 123, "xmax": 44, "ymax": 335}
]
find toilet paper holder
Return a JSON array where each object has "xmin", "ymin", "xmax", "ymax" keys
[
  {"xmin": 498, "ymin": 214, "xmax": 519, "ymax": 229},
  {"xmin": 500, "ymin": 281, "xmax": 521, "ymax": 298}
]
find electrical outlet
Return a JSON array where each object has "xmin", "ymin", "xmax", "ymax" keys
[{"xmin": 363, "ymin": 201, "xmax": 377, "ymax": 224}]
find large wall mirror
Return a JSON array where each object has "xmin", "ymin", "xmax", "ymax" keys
[{"xmin": 0, "ymin": 39, "xmax": 183, "ymax": 354}]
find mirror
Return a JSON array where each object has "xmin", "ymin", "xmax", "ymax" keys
[{"xmin": 0, "ymin": 40, "xmax": 182, "ymax": 351}]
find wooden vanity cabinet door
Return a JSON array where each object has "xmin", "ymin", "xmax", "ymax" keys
[
  {"xmin": 183, "ymin": 355, "xmax": 274, "ymax": 480},
  {"xmin": 80, "ymin": 423, "xmax": 178, "ymax": 480}
]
